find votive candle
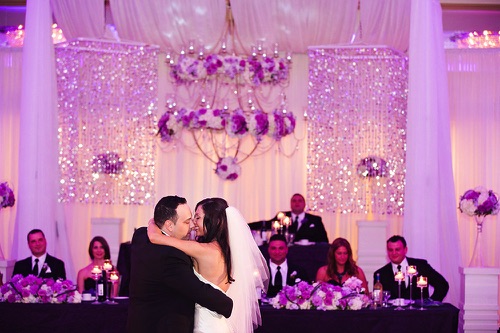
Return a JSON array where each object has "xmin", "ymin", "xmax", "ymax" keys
[
  {"xmin": 407, "ymin": 265, "xmax": 417, "ymax": 275},
  {"xmin": 417, "ymin": 276, "xmax": 428, "ymax": 287}
]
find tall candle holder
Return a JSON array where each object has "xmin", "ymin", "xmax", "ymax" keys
[
  {"xmin": 102, "ymin": 259, "xmax": 113, "ymax": 304},
  {"xmin": 107, "ymin": 271, "xmax": 119, "ymax": 305},
  {"xmin": 90, "ymin": 265, "xmax": 102, "ymax": 305},
  {"xmin": 417, "ymin": 276, "xmax": 428, "ymax": 311},
  {"xmin": 394, "ymin": 270, "xmax": 405, "ymax": 311},
  {"xmin": 406, "ymin": 265, "xmax": 417, "ymax": 309}
]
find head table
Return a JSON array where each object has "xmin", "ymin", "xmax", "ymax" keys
[{"xmin": 0, "ymin": 299, "xmax": 458, "ymax": 333}]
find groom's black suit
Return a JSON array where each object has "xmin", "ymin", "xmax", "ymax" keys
[{"xmin": 126, "ymin": 227, "xmax": 233, "ymax": 333}]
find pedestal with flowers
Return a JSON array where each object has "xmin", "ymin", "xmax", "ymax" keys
[
  {"xmin": 458, "ymin": 186, "xmax": 499, "ymax": 267},
  {"xmin": 0, "ymin": 182, "xmax": 16, "ymax": 283},
  {"xmin": 458, "ymin": 186, "xmax": 499, "ymax": 333}
]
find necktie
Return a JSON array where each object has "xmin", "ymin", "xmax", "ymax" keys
[
  {"xmin": 397, "ymin": 264, "xmax": 402, "ymax": 272},
  {"xmin": 294, "ymin": 216, "xmax": 299, "ymax": 230},
  {"xmin": 275, "ymin": 266, "xmax": 283, "ymax": 288},
  {"xmin": 33, "ymin": 258, "xmax": 39, "ymax": 276}
]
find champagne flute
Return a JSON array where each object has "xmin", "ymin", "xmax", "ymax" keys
[
  {"xmin": 417, "ymin": 276, "xmax": 428, "ymax": 311},
  {"xmin": 90, "ymin": 265, "xmax": 102, "ymax": 305},
  {"xmin": 382, "ymin": 291, "xmax": 391, "ymax": 307}
]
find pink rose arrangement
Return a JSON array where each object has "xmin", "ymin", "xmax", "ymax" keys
[{"xmin": 0, "ymin": 274, "xmax": 81, "ymax": 304}]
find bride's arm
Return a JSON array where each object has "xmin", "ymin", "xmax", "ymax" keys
[{"xmin": 147, "ymin": 220, "xmax": 214, "ymax": 259}]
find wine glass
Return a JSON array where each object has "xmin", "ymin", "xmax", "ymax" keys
[
  {"xmin": 417, "ymin": 276, "xmax": 428, "ymax": 311},
  {"xmin": 406, "ymin": 265, "xmax": 417, "ymax": 309},
  {"xmin": 394, "ymin": 270, "xmax": 405, "ymax": 311},
  {"xmin": 107, "ymin": 271, "xmax": 119, "ymax": 305},
  {"xmin": 382, "ymin": 291, "xmax": 391, "ymax": 307},
  {"xmin": 90, "ymin": 265, "xmax": 102, "ymax": 305}
]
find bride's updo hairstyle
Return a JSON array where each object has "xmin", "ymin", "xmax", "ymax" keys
[{"xmin": 195, "ymin": 197, "xmax": 234, "ymax": 284}]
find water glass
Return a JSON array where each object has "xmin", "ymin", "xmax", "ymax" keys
[{"xmin": 382, "ymin": 291, "xmax": 391, "ymax": 307}]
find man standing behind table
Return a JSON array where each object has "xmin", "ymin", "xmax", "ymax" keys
[
  {"xmin": 373, "ymin": 235, "xmax": 449, "ymax": 302},
  {"xmin": 12, "ymin": 229, "xmax": 66, "ymax": 280},
  {"xmin": 249, "ymin": 193, "xmax": 329, "ymax": 243},
  {"xmin": 265, "ymin": 234, "xmax": 309, "ymax": 298},
  {"xmin": 126, "ymin": 196, "xmax": 233, "ymax": 333}
]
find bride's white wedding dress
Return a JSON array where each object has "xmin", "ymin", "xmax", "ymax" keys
[
  {"xmin": 193, "ymin": 269, "xmax": 232, "ymax": 333},
  {"xmin": 192, "ymin": 207, "xmax": 269, "ymax": 333}
]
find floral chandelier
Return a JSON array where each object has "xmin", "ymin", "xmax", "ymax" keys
[{"xmin": 156, "ymin": 0, "xmax": 299, "ymax": 181}]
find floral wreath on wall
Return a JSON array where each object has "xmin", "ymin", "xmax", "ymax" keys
[{"xmin": 0, "ymin": 181, "xmax": 15, "ymax": 209}]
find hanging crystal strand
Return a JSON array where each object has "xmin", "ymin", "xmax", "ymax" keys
[{"xmin": 469, "ymin": 215, "xmax": 486, "ymax": 267}]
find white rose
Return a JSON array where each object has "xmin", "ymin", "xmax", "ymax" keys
[{"xmin": 349, "ymin": 297, "xmax": 363, "ymax": 310}]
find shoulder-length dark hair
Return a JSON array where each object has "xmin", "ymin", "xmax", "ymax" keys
[
  {"xmin": 195, "ymin": 198, "xmax": 234, "ymax": 284},
  {"xmin": 326, "ymin": 237, "xmax": 359, "ymax": 280},
  {"xmin": 88, "ymin": 236, "xmax": 111, "ymax": 260}
]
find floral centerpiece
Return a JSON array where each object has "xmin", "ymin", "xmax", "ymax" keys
[
  {"xmin": 0, "ymin": 274, "xmax": 81, "ymax": 304},
  {"xmin": 0, "ymin": 182, "xmax": 15, "ymax": 209},
  {"xmin": 459, "ymin": 187, "xmax": 499, "ymax": 217},
  {"xmin": 270, "ymin": 277, "xmax": 370, "ymax": 311},
  {"xmin": 356, "ymin": 156, "xmax": 388, "ymax": 178},
  {"xmin": 215, "ymin": 157, "xmax": 241, "ymax": 181}
]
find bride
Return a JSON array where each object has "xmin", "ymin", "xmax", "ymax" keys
[{"xmin": 148, "ymin": 197, "xmax": 269, "ymax": 333}]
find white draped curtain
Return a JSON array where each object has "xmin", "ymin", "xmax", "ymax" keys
[{"xmin": 1, "ymin": 0, "xmax": 499, "ymax": 309}]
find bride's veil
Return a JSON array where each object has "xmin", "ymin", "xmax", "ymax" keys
[{"xmin": 225, "ymin": 206, "xmax": 270, "ymax": 333}]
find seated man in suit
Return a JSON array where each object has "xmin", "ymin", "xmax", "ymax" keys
[
  {"xmin": 12, "ymin": 229, "xmax": 66, "ymax": 280},
  {"xmin": 373, "ymin": 235, "xmax": 449, "ymax": 302},
  {"xmin": 265, "ymin": 234, "xmax": 308, "ymax": 298},
  {"xmin": 249, "ymin": 193, "xmax": 328, "ymax": 243}
]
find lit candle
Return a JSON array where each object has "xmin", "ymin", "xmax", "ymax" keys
[
  {"xmin": 394, "ymin": 271, "xmax": 405, "ymax": 281},
  {"xmin": 110, "ymin": 272, "xmax": 119, "ymax": 282},
  {"xmin": 283, "ymin": 216, "xmax": 291, "ymax": 227},
  {"xmin": 277, "ymin": 212, "xmax": 285, "ymax": 221},
  {"xmin": 417, "ymin": 276, "xmax": 428, "ymax": 287},
  {"xmin": 407, "ymin": 265, "xmax": 417, "ymax": 275},
  {"xmin": 91, "ymin": 266, "xmax": 101, "ymax": 275},
  {"xmin": 103, "ymin": 261, "xmax": 113, "ymax": 271},
  {"xmin": 273, "ymin": 220, "xmax": 281, "ymax": 231}
]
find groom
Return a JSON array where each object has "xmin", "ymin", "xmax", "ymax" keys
[{"xmin": 127, "ymin": 196, "xmax": 233, "ymax": 333}]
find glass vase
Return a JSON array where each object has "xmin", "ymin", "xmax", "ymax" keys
[{"xmin": 469, "ymin": 215, "xmax": 486, "ymax": 267}]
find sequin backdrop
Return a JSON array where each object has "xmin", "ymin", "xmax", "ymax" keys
[
  {"xmin": 55, "ymin": 40, "xmax": 158, "ymax": 205},
  {"xmin": 307, "ymin": 47, "xmax": 408, "ymax": 215}
]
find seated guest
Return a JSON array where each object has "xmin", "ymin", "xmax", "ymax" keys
[
  {"xmin": 316, "ymin": 237, "xmax": 369, "ymax": 293},
  {"xmin": 77, "ymin": 236, "xmax": 118, "ymax": 297},
  {"xmin": 373, "ymin": 235, "xmax": 449, "ymax": 302},
  {"xmin": 266, "ymin": 234, "xmax": 308, "ymax": 298},
  {"xmin": 12, "ymin": 229, "xmax": 66, "ymax": 280},
  {"xmin": 249, "ymin": 193, "xmax": 329, "ymax": 243}
]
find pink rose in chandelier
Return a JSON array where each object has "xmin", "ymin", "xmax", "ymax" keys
[
  {"xmin": 215, "ymin": 157, "xmax": 241, "ymax": 181},
  {"xmin": 157, "ymin": 110, "xmax": 182, "ymax": 142},
  {"xmin": 197, "ymin": 108, "xmax": 227, "ymax": 130},
  {"xmin": 171, "ymin": 54, "xmax": 207, "ymax": 84},
  {"xmin": 247, "ymin": 109, "xmax": 269, "ymax": 141},
  {"xmin": 226, "ymin": 109, "xmax": 248, "ymax": 138},
  {"xmin": 268, "ymin": 109, "xmax": 296, "ymax": 140},
  {"xmin": 222, "ymin": 56, "xmax": 246, "ymax": 79},
  {"xmin": 459, "ymin": 187, "xmax": 499, "ymax": 217},
  {"xmin": 92, "ymin": 152, "xmax": 124, "ymax": 175}
]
